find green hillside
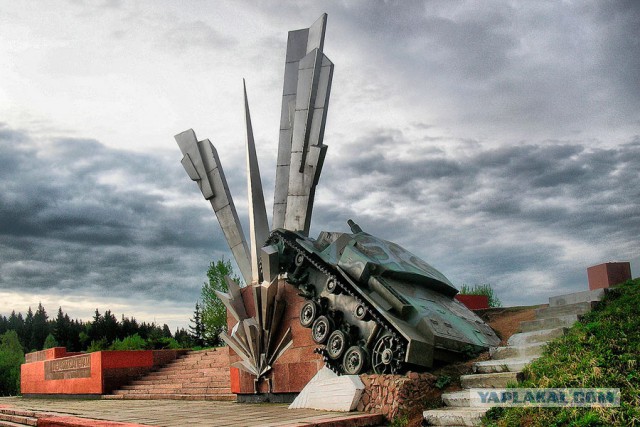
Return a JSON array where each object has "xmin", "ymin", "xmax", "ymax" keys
[{"xmin": 484, "ymin": 278, "xmax": 640, "ymax": 427}]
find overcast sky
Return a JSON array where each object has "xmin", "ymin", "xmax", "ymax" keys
[{"xmin": 1, "ymin": 1, "xmax": 638, "ymax": 331}]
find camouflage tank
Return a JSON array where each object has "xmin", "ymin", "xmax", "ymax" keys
[{"xmin": 260, "ymin": 220, "xmax": 500, "ymax": 375}]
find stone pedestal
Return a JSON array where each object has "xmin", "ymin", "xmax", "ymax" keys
[
  {"xmin": 227, "ymin": 279, "xmax": 323, "ymax": 395},
  {"xmin": 587, "ymin": 262, "xmax": 631, "ymax": 290}
]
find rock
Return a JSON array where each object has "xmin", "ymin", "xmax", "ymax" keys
[{"xmin": 289, "ymin": 367, "xmax": 364, "ymax": 411}]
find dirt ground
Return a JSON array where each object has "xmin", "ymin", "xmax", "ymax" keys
[
  {"xmin": 404, "ymin": 304, "xmax": 544, "ymax": 427},
  {"xmin": 481, "ymin": 305, "xmax": 541, "ymax": 345}
]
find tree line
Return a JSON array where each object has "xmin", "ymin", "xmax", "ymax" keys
[
  {"xmin": 0, "ymin": 257, "xmax": 238, "ymax": 396},
  {"xmin": 0, "ymin": 303, "xmax": 196, "ymax": 354}
]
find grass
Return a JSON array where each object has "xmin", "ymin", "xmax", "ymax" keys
[{"xmin": 483, "ymin": 278, "xmax": 640, "ymax": 426}]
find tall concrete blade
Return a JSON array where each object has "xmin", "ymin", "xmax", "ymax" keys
[
  {"xmin": 244, "ymin": 80, "xmax": 270, "ymax": 284},
  {"xmin": 175, "ymin": 129, "xmax": 252, "ymax": 284},
  {"xmin": 283, "ymin": 50, "xmax": 333, "ymax": 234},
  {"xmin": 273, "ymin": 14, "xmax": 328, "ymax": 231}
]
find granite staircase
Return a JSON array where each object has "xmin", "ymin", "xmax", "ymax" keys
[
  {"xmin": 423, "ymin": 288, "xmax": 607, "ymax": 426},
  {"xmin": 106, "ymin": 347, "xmax": 236, "ymax": 401},
  {"xmin": 0, "ymin": 409, "xmax": 38, "ymax": 427}
]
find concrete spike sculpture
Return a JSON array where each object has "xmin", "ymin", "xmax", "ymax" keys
[
  {"xmin": 273, "ymin": 14, "xmax": 333, "ymax": 235},
  {"xmin": 175, "ymin": 129, "xmax": 252, "ymax": 284},
  {"xmin": 177, "ymin": 14, "xmax": 501, "ymax": 380},
  {"xmin": 175, "ymin": 15, "xmax": 332, "ymax": 382},
  {"xmin": 243, "ymin": 79, "xmax": 270, "ymax": 284}
]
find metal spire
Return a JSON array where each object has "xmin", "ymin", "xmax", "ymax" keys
[{"xmin": 244, "ymin": 79, "xmax": 270, "ymax": 283}]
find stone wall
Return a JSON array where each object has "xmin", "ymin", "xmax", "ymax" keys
[
  {"xmin": 21, "ymin": 349, "xmax": 187, "ymax": 395},
  {"xmin": 357, "ymin": 372, "xmax": 440, "ymax": 420}
]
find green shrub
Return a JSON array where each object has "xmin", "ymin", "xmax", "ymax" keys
[
  {"xmin": 435, "ymin": 374, "xmax": 452, "ymax": 390},
  {"xmin": 43, "ymin": 333, "xmax": 59, "ymax": 349},
  {"xmin": 460, "ymin": 283, "xmax": 502, "ymax": 307},
  {"xmin": 87, "ymin": 338, "xmax": 108, "ymax": 352},
  {"xmin": 147, "ymin": 337, "xmax": 182, "ymax": 350},
  {"xmin": 110, "ymin": 334, "xmax": 147, "ymax": 350}
]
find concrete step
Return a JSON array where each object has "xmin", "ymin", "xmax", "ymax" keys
[
  {"xmin": 179, "ymin": 350, "xmax": 228, "ymax": 360},
  {"xmin": 472, "ymin": 356, "xmax": 538, "ymax": 374},
  {"xmin": 507, "ymin": 327, "xmax": 567, "ymax": 346},
  {"xmin": 144, "ymin": 370, "xmax": 228, "ymax": 380},
  {"xmin": 535, "ymin": 301, "xmax": 596, "ymax": 319},
  {"xmin": 156, "ymin": 364, "xmax": 229, "ymax": 372},
  {"xmin": 116, "ymin": 384, "xmax": 232, "ymax": 394},
  {"xmin": 0, "ymin": 421, "xmax": 33, "ymax": 427},
  {"xmin": 136, "ymin": 376, "xmax": 228, "ymax": 385},
  {"xmin": 460, "ymin": 372, "xmax": 522, "ymax": 389},
  {"xmin": 548, "ymin": 288, "xmax": 607, "ymax": 307},
  {"xmin": 110, "ymin": 393, "xmax": 237, "ymax": 401},
  {"xmin": 519, "ymin": 314, "xmax": 578, "ymax": 333},
  {"xmin": 155, "ymin": 364, "xmax": 229, "ymax": 372},
  {"xmin": 0, "ymin": 412, "xmax": 38, "ymax": 427},
  {"xmin": 489, "ymin": 342, "xmax": 546, "ymax": 360},
  {"xmin": 423, "ymin": 407, "xmax": 487, "ymax": 426},
  {"xmin": 180, "ymin": 387, "xmax": 233, "ymax": 395},
  {"xmin": 441, "ymin": 390, "xmax": 471, "ymax": 407}
]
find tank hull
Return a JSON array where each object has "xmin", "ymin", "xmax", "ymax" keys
[{"xmin": 261, "ymin": 227, "xmax": 500, "ymax": 375}]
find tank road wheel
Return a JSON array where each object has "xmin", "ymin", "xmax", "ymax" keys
[
  {"xmin": 299, "ymin": 301, "xmax": 319, "ymax": 328},
  {"xmin": 326, "ymin": 330, "xmax": 349, "ymax": 360},
  {"xmin": 343, "ymin": 346, "xmax": 368, "ymax": 375},
  {"xmin": 372, "ymin": 334, "xmax": 403, "ymax": 374},
  {"xmin": 311, "ymin": 315, "xmax": 334, "ymax": 344},
  {"xmin": 325, "ymin": 277, "xmax": 340, "ymax": 294},
  {"xmin": 353, "ymin": 303, "xmax": 369, "ymax": 321}
]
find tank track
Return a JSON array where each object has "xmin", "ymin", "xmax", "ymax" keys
[{"xmin": 264, "ymin": 229, "xmax": 408, "ymax": 375}]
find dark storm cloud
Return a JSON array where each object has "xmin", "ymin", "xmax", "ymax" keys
[
  {"xmin": 0, "ymin": 124, "xmax": 232, "ymax": 302},
  {"xmin": 315, "ymin": 130, "xmax": 639, "ymax": 304},
  {"xmin": 594, "ymin": 1, "xmax": 640, "ymax": 106},
  {"xmin": 294, "ymin": 0, "xmax": 640, "ymax": 137}
]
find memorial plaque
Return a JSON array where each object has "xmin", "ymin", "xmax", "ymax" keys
[{"xmin": 45, "ymin": 354, "xmax": 91, "ymax": 380}]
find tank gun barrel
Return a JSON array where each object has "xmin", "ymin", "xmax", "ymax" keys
[{"xmin": 347, "ymin": 219, "xmax": 363, "ymax": 234}]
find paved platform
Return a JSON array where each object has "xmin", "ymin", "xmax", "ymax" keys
[{"xmin": 0, "ymin": 397, "xmax": 384, "ymax": 427}]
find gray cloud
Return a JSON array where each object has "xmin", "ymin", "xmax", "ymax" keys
[
  {"xmin": 0, "ymin": 124, "xmax": 231, "ymax": 306},
  {"xmin": 1, "ymin": 1, "xmax": 638, "ymax": 324},
  {"xmin": 314, "ymin": 129, "xmax": 639, "ymax": 305}
]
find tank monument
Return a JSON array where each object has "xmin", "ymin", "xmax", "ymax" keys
[{"xmin": 175, "ymin": 12, "xmax": 499, "ymax": 398}]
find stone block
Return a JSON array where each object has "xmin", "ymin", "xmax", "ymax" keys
[
  {"xmin": 535, "ymin": 301, "xmax": 596, "ymax": 319},
  {"xmin": 519, "ymin": 314, "xmax": 578, "ymax": 333},
  {"xmin": 289, "ymin": 367, "xmax": 364, "ymax": 411},
  {"xmin": 473, "ymin": 357, "xmax": 537, "ymax": 374},
  {"xmin": 587, "ymin": 262, "xmax": 631, "ymax": 290},
  {"xmin": 548, "ymin": 288, "xmax": 607, "ymax": 307},
  {"xmin": 454, "ymin": 294, "xmax": 489, "ymax": 310},
  {"xmin": 489, "ymin": 342, "xmax": 546, "ymax": 360},
  {"xmin": 460, "ymin": 372, "xmax": 522, "ymax": 388},
  {"xmin": 507, "ymin": 327, "xmax": 567, "ymax": 346},
  {"xmin": 423, "ymin": 407, "xmax": 487, "ymax": 426}
]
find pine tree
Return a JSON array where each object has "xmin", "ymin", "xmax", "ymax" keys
[
  {"xmin": 189, "ymin": 303, "xmax": 205, "ymax": 347},
  {"xmin": 28, "ymin": 303, "xmax": 49, "ymax": 351},
  {"xmin": 23, "ymin": 307, "xmax": 34, "ymax": 351},
  {"xmin": 162, "ymin": 324, "xmax": 172, "ymax": 338},
  {"xmin": 54, "ymin": 307, "xmax": 69, "ymax": 349}
]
